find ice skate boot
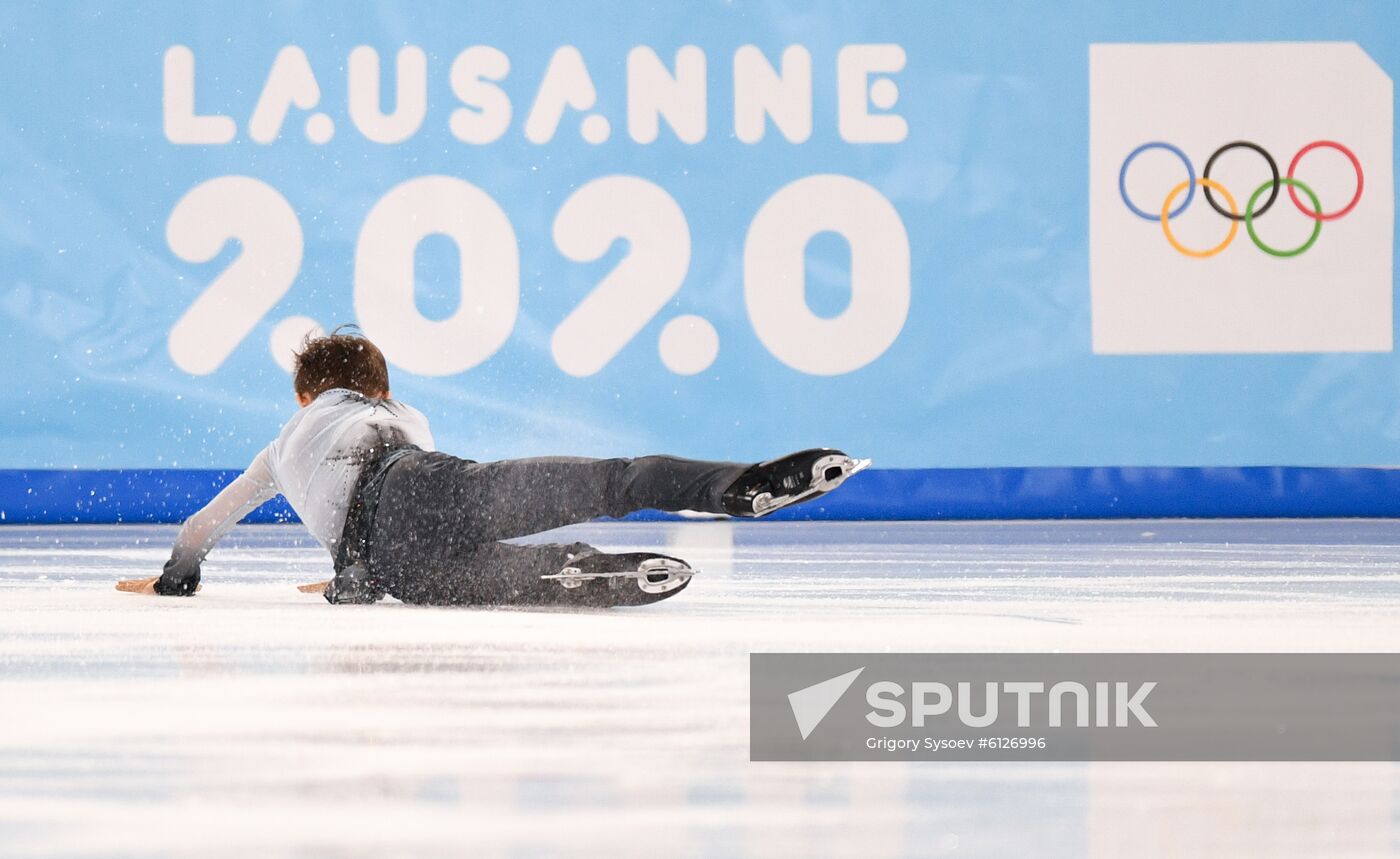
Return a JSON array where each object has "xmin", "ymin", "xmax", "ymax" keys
[
  {"xmin": 541, "ymin": 551, "xmax": 696, "ymax": 607},
  {"xmin": 721, "ymin": 448, "xmax": 870, "ymax": 517}
]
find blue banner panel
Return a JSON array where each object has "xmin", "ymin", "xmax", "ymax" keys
[
  {"xmin": 7, "ymin": 467, "xmax": 1400, "ymax": 524},
  {"xmin": 2, "ymin": 2, "xmax": 1400, "ymax": 521}
]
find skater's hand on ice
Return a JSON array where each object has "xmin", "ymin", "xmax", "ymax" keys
[
  {"xmin": 115, "ymin": 575, "xmax": 159, "ymax": 594},
  {"xmin": 150, "ymin": 557, "xmax": 202, "ymax": 596},
  {"xmin": 297, "ymin": 580, "xmax": 330, "ymax": 594}
]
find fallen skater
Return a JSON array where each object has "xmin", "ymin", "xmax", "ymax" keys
[{"xmin": 117, "ymin": 330, "xmax": 867, "ymax": 607}]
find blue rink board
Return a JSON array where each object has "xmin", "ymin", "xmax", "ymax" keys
[{"xmin": 3, "ymin": 467, "xmax": 1400, "ymax": 524}]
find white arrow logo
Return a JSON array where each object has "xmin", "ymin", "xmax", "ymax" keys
[{"xmin": 788, "ymin": 667, "xmax": 865, "ymax": 740}]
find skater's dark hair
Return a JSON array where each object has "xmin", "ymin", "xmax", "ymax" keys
[{"xmin": 292, "ymin": 325, "xmax": 391, "ymax": 401}]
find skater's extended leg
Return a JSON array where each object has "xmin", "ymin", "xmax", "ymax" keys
[{"xmin": 374, "ymin": 451, "xmax": 746, "ymax": 549}]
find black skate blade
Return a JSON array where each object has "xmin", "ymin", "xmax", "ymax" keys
[{"xmin": 751, "ymin": 455, "xmax": 871, "ymax": 517}]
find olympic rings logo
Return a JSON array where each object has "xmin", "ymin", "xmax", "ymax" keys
[{"xmin": 1118, "ymin": 140, "xmax": 1364, "ymax": 258}]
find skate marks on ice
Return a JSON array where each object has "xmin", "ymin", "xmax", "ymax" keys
[{"xmin": 1, "ymin": 520, "xmax": 1400, "ymax": 857}]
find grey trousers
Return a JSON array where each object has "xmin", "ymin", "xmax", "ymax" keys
[{"xmin": 368, "ymin": 451, "xmax": 745, "ymax": 605}]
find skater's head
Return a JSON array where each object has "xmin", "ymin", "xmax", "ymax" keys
[{"xmin": 291, "ymin": 327, "xmax": 391, "ymax": 406}]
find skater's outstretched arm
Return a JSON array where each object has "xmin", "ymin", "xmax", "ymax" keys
[{"xmin": 117, "ymin": 450, "xmax": 278, "ymax": 596}]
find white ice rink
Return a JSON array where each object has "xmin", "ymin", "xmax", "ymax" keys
[{"xmin": 2, "ymin": 519, "xmax": 1400, "ymax": 858}]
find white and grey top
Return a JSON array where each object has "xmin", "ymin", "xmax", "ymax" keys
[{"xmin": 170, "ymin": 389, "xmax": 435, "ymax": 566}]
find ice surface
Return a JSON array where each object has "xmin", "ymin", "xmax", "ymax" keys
[{"xmin": 2, "ymin": 519, "xmax": 1399, "ymax": 858}]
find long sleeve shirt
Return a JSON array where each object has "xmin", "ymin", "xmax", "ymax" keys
[{"xmin": 168, "ymin": 389, "xmax": 435, "ymax": 570}]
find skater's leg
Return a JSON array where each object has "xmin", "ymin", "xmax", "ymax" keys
[
  {"xmin": 365, "ymin": 447, "xmax": 864, "ymax": 591},
  {"xmin": 375, "ymin": 451, "xmax": 746, "ymax": 549}
]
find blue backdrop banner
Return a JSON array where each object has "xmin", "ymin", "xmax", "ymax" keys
[{"xmin": 2, "ymin": 2, "xmax": 1398, "ymax": 519}]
